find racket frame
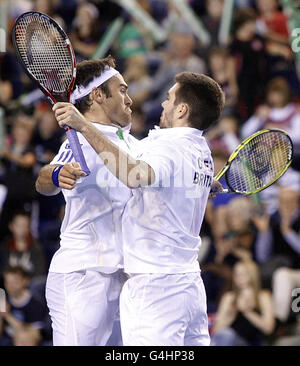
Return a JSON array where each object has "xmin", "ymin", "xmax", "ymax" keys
[
  {"xmin": 12, "ymin": 11, "xmax": 90, "ymax": 175},
  {"xmin": 12, "ymin": 11, "xmax": 77, "ymax": 102},
  {"xmin": 215, "ymin": 129, "xmax": 293, "ymax": 195}
]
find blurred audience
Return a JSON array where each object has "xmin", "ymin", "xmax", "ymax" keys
[
  {"xmin": 242, "ymin": 77, "xmax": 300, "ymax": 171},
  {"xmin": 70, "ymin": 2, "xmax": 103, "ymax": 59},
  {"xmin": 0, "ymin": 211, "xmax": 46, "ymax": 279},
  {"xmin": 13, "ymin": 324, "xmax": 42, "ymax": 346},
  {"xmin": 32, "ymin": 104, "xmax": 64, "ymax": 170},
  {"xmin": 202, "ymin": 0, "xmax": 224, "ymax": 48},
  {"xmin": 0, "ymin": 116, "xmax": 36, "ymax": 240},
  {"xmin": 143, "ymin": 23, "xmax": 206, "ymax": 127},
  {"xmin": 254, "ymin": 187, "xmax": 300, "ymax": 289},
  {"xmin": 205, "ymin": 114, "xmax": 240, "ymax": 155},
  {"xmin": 207, "ymin": 47, "xmax": 239, "ymax": 115},
  {"xmin": 229, "ymin": 8, "xmax": 268, "ymax": 120},
  {"xmin": 0, "ymin": 266, "xmax": 50, "ymax": 346},
  {"xmin": 211, "ymin": 260, "xmax": 275, "ymax": 346}
]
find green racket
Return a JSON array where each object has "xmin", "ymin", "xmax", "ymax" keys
[{"xmin": 215, "ymin": 129, "xmax": 293, "ymax": 195}]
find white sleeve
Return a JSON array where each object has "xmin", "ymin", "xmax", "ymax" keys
[
  {"xmin": 138, "ymin": 142, "xmax": 179, "ymax": 187},
  {"xmin": 50, "ymin": 140, "xmax": 73, "ymax": 166}
]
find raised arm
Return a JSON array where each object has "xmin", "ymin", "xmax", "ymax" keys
[
  {"xmin": 53, "ymin": 103, "xmax": 155, "ymax": 188},
  {"xmin": 36, "ymin": 162, "xmax": 85, "ymax": 196}
]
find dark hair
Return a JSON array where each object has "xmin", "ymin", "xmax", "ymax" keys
[
  {"xmin": 9, "ymin": 210, "xmax": 30, "ymax": 223},
  {"xmin": 74, "ymin": 55, "xmax": 116, "ymax": 114},
  {"xmin": 233, "ymin": 8, "xmax": 257, "ymax": 33},
  {"xmin": 3, "ymin": 265, "xmax": 30, "ymax": 279},
  {"xmin": 174, "ymin": 72, "xmax": 225, "ymax": 130}
]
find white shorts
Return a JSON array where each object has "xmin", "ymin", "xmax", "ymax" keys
[
  {"xmin": 46, "ymin": 270, "xmax": 125, "ymax": 346},
  {"xmin": 120, "ymin": 272, "xmax": 210, "ymax": 346}
]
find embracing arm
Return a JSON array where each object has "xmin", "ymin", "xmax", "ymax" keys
[
  {"xmin": 80, "ymin": 123, "xmax": 154, "ymax": 188},
  {"xmin": 53, "ymin": 103, "xmax": 155, "ymax": 188}
]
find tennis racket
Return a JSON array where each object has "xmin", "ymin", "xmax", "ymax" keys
[
  {"xmin": 12, "ymin": 11, "xmax": 90, "ymax": 175},
  {"xmin": 214, "ymin": 129, "xmax": 293, "ymax": 195}
]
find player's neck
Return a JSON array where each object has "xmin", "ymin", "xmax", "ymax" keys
[
  {"xmin": 171, "ymin": 119, "xmax": 191, "ymax": 128},
  {"xmin": 83, "ymin": 110, "xmax": 122, "ymax": 129}
]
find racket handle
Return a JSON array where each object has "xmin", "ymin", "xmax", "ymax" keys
[
  {"xmin": 65, "ymin": 127, "xmax": 91, "ymax": 175},
  {"xmin": 211, "ymin": 186, "xmax": 230, "ymax": 194}
]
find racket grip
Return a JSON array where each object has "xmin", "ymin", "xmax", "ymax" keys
[{"xmin": 65, "ymin": 127, "xmax": 90, "ymax": 176}]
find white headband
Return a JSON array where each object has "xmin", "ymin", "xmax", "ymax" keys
[{"xmin": 70, "ymin": 67, "xmax": 119, "ymax": 104}]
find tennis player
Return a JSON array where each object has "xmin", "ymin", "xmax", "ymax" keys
[
  {"xmin": 53, "ymin": 72, "xmax": 225, "ymax": 346},
  {"xmin": 35, "ymin": 56, "xmax": 138, "ymax": 346}
]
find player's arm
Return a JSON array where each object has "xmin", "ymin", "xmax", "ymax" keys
[
  {"xmin": 36, "ymin": 162, "xmax": 85, "ymax": 196},
  {"xmin": 53, "ymin": 103, "xmax": 154, "ymax": 188}
]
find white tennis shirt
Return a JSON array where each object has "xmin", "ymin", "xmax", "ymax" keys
[
  {"xmin": 122, "ymin": 126, "xmax": 214, "ymax": 274},
  {"xmin": 49, "ymin": 123, "xmax": 138, "ymax": 274}
]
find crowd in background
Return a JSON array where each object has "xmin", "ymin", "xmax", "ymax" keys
[{"xmin": 0, "ymin": 0, "xmax": 300, "ymax": 346}]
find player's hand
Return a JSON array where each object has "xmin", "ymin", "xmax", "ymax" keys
[
  {"xmin": 209, "ymin": 179, "xmax": 224, "ymax": 198},
  {"xmin": 58, "ymin": 162, "xmax": 86, "ymax": 190},
  {"xmin": 53, "ymin": 102, "xmax": 89, "ymax": 132}
]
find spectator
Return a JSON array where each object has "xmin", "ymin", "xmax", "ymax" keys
[
  {"xmin": 253, "ymin": 187, "xmax": 300, "ymax": 289},
  {"xmin": 143, "ymin": 23, "xmax": 206, "ymax": 127},
  {"xmin": 207, "ymin": 47, "xmax": 239, "ymax": 115},
  {"xmin": 255, "ymin": 0, "xmax": 296, "ymax": 86},
  {"xmin": 205, "ymin": 114, "xmax": 240, "ymax": 155},
  {"xmin": 32, "ymin": 104, "xmax": 64, "ymax": 170},
  {"xmin": 241, "ymin": 77, "xmax": 300, "ymax": 171},
  {"xmin": 0, "ymin": 116, "xmax": 36, "ymax": 240},
  {"xmin": 115, "ymin": 18, "xmax": 147, "ymax": 67},
  {"xmin": 202, "ymin": 0, "xmax": 224, "ymax": 48},
  {"xmin": 70, "ymin": 2, "xmax": 103, "ymax": 59},
  {"xmin": 255, "ymin": 0, "xmax": 291, "ymax": 58},
  {"xmin": 33, "ymin": 0, "xmax": 56, "ymax": 17},
  {"xmin": 124, "ymin": 54, "xmax": 152, "ymax": 110},
  {"xmin": 211, "ymin": 260, "xmax": 275, "ymax": 346},
  {"xmin": 229, "ymin": 8, "xmax": 267, "ymax": 120},
  {"xmin": 0, "ymin": 52, "xmax": 23, "ymax": 106},
  {"xmin": 0, "ymin": 266, "xmax": 49, "ymax": 346},
  {"xmin": 123, "ymin": 54, "xmax": 152, "ymax": 139},
  {"xmin": 13, "ymin": 324, "xmax": 42, "ymax": 346},
  {"xmin": 0, "ymin": 211, "xmax": 46, "ymax": 279},
  {"xmin": 202, "ymin": 197, "xmax": 256, "ymax": 312}
]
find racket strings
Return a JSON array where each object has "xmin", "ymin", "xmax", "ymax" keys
[
  {"xmin": 15, "ymin": 14, "xmax": 73, "ymax": 93},
  {"xmin": 226, "ymin": 131, "xmax": 292, "ymax": 194}
]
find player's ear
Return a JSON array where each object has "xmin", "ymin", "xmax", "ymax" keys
[
  {"xmin": 178, "ymin": 103, "xmax": 189, "ymax": 119},
  {"xmin": 90, "ymin": 87, "xmax": 105, "ymax": 104}
]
